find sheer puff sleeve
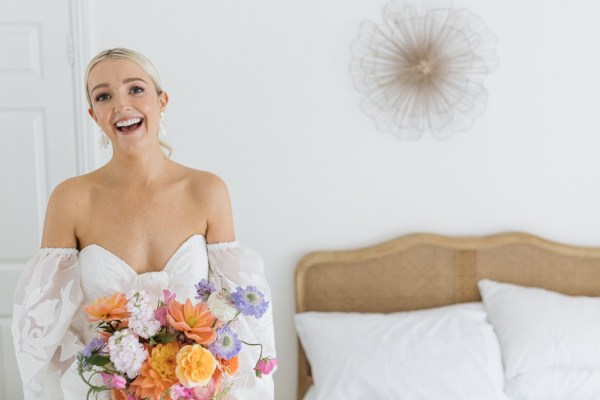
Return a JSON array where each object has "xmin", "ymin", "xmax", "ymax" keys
[
  {"xmin": 11, "ymin": 247, "xmax": 84, "ymax": 400},
  {"xmin": 207, "ymin": 241, "xmax": 277, "ymax": 400}
]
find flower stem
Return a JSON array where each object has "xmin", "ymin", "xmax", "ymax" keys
[
  {"xmin": 240, "ymin": 340, "xmax": 263, "ymax": 360},
  {"xmin": 225, "ymin": 311, "xmax": 242, "ymax": 327}
]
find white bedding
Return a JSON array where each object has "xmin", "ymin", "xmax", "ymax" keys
[
  {"xmin": 296, "ymin": 280, "xmax": 600, "ymax": 400},
  {"xmin": 295, "ymin": 302, "xmax": 508, "ymax": 400},
  {"xmin": 479, "ymin": 279, "xmax": 600, "ymax": 400}
]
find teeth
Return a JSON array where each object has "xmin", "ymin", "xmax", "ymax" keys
[{"xmin": 116, "ymin": 118, "xmax": 142, "ymax": 127}]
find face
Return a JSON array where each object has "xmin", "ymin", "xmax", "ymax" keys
[{"xmin": 87, "ymin": 58, "xmax": 168, "ymax": 152}]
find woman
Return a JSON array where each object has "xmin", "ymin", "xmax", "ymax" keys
[{"xmin": 11, "ymin": 48, "xmax": 276, "ymax": 400}]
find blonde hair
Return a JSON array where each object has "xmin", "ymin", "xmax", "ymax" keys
[{"xmin": 85, "ymin": 48, "xmax": 172, "ymax": 158}]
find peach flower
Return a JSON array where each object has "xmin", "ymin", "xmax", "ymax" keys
[
  {"xmin": 176, "ymin": 344, "xmax": 216, "ymax": 387},
  {"xmin": 166, "ymin": 299, "xmax": 218, "ymax": 345},
  {"xmin": 83, "ymin": 292, "xmax": 129, "ymax": 322},
  {"xmin": 191, "ymin": 378, "xmax": 216, "ymax": 400}
]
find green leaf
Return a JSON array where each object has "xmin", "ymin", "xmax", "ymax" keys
[
  {"xmin": 154, "ymin": 331, "xmax": 176, "ymax": 344},
  {"xmin": 88, "ymin": 354, "xmax": 111, "ymax": 367}
]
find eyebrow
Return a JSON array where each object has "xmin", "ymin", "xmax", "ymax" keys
[{"xmin": 90, "ymin": 78, "xmax": 149, "ymax": 95}]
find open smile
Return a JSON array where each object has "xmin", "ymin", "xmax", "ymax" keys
[{"xmin": 114, "ymin": 117, "xmax": 144, "ymax": 134}]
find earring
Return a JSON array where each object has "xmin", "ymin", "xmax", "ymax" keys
[
  {"xmin": 98, "ymin": 127, "xmax": 109, "ymax": 149},
  {"xmin": 159, "ymin": 111, "xmax": 168, "ymax": 137}
]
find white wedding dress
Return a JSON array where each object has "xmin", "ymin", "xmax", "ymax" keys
[{"xmin": 12, "ymin": 234, "xmax": 276, "ymax": 400}]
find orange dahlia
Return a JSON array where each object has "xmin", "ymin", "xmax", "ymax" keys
[
  {"xmin": 83, "ymin": 292, "xmax": 129, "ymax": 322},
  {"xmin": 166, "ymin": 298, "xmax": 218, "ymax": 344},
  {"xmin": 176, "ymin": 344, "xmax": 217, "ymax": 387},
  {"xmin": 129, "ymin": 342, "xmax": 181, "ymax": 400}
]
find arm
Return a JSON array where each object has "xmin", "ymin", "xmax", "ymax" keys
[
  {"xmin": 204, "ymin": 173, "xmax": 236, "ymax": 244},
  {"xmin": 13, "ymin": 179, "xmax": 85, "ymax": 399},
  {"xmin": 202, "ymin": 175, "xmax": 276, "ymax": 399},
  {"xmin": 41, "ymin": 178, "xmax": 79, "ymax": 249}
]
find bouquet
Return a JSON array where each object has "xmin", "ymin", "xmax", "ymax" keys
[{"xmin": 77, "ymin": 279, "xmax": 276, "ymax": 400}]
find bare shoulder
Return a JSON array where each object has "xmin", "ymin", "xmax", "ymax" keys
[
  {"xmin": 186, "ymin": 169, "xmax": 235, "ymax": 244},
  {"xmin": 40, "ymin": 176, "xmax": 88, "ymax": 249},
  {"xmin": 185, "ymin": 168, "xmax": 229, "ymax": 201}
]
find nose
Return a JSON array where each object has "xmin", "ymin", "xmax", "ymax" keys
[{"xmin": 112, "ymin": 93, "xmax": 132, "ymax": 113}]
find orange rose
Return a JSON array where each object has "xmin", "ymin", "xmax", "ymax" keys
[
  {"xmin": 83, "ymin": 292, "xmax": 129, "ymax": 322},
  {"xmin": 166, "ymin": 298, "xmax": 218, "ymax": 345},
  {"xmin": 176, "ymin": 344, "xmax": 216, "ymax": 387},
  {"xmin": 212, "ymin": 355, "xmax": 239, "ymax": 386},
  {"xmin": 219, "ymin": 355, "xmax": 239, "ymax": 377},
  {"xmin": 212, "ymin": 366, "xmax": 222, "ymax": 385}
]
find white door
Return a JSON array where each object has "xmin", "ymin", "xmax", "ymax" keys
[{"xmin": 0, "ymin": 0, "xmax": 84, "ymax": 398}]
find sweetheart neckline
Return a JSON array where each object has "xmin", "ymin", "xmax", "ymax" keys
[{"xmin": 78, "ymin": 233, "xmax": 206, "ymax": 276}]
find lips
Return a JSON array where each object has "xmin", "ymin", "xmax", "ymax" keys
[{"xmin": 114, "ymin": 117, "xmax": 144, "ymax": 134}]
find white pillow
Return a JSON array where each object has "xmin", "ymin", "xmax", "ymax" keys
[
  {"xmin": 295, "ymin": 302, "xmax": 508, "ymax": 400},
  {"xmin": 504, "ymin": 368, "xmax": 600, "ymax": 400},
  {"xmin": 478, "ymin": 279, "xmax": 600, "ymax": 399}
]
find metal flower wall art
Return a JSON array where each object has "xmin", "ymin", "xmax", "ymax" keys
[{"xmin": 350, "ymin": 1, "xmax": 499, "ymax": 140}]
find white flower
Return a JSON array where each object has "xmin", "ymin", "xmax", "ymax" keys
[
  {"xmin": 107, "ymin": 329, "xmax": 147, "ymax": 379},
  {"xmin": 126, "ymin": 290, "xmax": 161, "ymax": 338},
  {"xmin": 126, "ymin": 290, "xmax": 153, "ymax": 318},
  {"xmin": 129, "ymin": 318, "xmax": 161, "ymax": 339},
  {"xmin": 207, "ymin": 291, "xmax": 238, "ymax": 321}
]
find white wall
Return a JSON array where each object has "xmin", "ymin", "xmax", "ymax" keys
[{"xmin": 89, "ymin": 1, "xmax": 600, "ymax": 398}]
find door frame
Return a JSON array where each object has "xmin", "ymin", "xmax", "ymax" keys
[{"xmin": 69, "ymin": 0, "xmax": 94, "ymax": 174}]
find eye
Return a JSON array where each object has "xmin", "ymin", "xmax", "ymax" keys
[
  {"xmin": 130, "ymin": 86, "xmax": 144, "ymax": 94},
  {"xmin": 95, "ymin": 93, "xmax": 110, "ymax": 102}
]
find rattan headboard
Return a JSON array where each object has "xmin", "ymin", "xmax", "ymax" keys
[{"xmin": 294, "ymin": 232, "xmax": 600, "ymax": 400}]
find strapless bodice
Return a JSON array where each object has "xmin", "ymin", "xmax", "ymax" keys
[{"xmin": 76, "ymin": 234, "xmax": 209, "ymax": 343}]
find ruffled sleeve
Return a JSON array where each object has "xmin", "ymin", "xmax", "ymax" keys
[
  {"xmin": 207, "ymin": 241, "xmax": 277, "ymax": 400},
  {"xmin": 11, "ymin": 247, "xmax": 85, "ymax": 400}
]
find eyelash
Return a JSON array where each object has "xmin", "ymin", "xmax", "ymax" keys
[
  {"xmin": 95, "ymin": 93, "xmax": 110, "ymax": 102},
  {"xmin": 94, "ymin": 86, "xmax": 145, "ymax": 102}
]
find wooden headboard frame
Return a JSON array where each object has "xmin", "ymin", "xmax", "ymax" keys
[{"xmin": 294, "ymin": 232, "xmax": 600, "ymax": 400}]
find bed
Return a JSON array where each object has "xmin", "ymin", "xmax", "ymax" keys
[{"xmin": 294, "ymin": 232, "xmax": 600, "ymax": 400}]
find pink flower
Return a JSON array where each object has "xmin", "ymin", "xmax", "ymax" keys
[
  {"xmin": 169, "ymin": 384, "xmax": 191, "ymax": 399},
  {"xmin": 254, "ymin": 357, "xmax": 277, "ymax": 377},
  {"xmin": 156, "ymin": 290, "xmax": 176, "ymax": 326},
  {"xmin": 154, "ymin": 306, "xmax": 169, "ymax": 325},
  {"xmin": 100, "ymin": 372, "xmax": 127, "ymax": 389},
  {"xmin": 192, "ymin": 378, "xmax": 216, "ymax": 400},
  {"xmin": 163, "ymin": 289, "xmax": 176, "ymax": 304}
]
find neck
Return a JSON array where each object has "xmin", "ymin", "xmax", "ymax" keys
[{"xmin": 104, "ymin": 146, "xmax": 171, "ymax": 190}]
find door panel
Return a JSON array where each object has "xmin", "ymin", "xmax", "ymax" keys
[{"xmin": 0, "ymin": 0, "xmax": 79, "ymax": 398}]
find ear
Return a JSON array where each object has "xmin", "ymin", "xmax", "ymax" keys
[
  {"xmin": 159, "ymin": 91, "xmax": 169, "ymax": 112},
  {"xmin": 88, "ymin": 108, "xmax": 97, "ymax": 122}
]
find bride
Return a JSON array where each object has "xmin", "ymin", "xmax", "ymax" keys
[{"xmin": 11, "ymin": 48, "xmax": 276, "ymax": 400}]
